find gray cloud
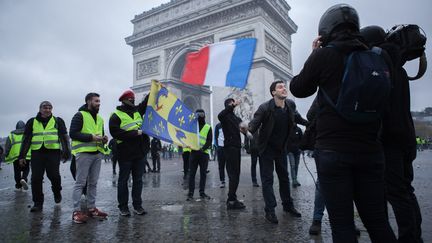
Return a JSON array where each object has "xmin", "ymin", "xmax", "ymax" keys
[{"xmin": 0, "ymin": 0, "xmax": 430, "ymax": 136}]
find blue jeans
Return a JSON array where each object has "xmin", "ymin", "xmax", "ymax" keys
[
  {"xmin": 315, "ymin": 149, "xmax": 396, "ymax": 243},
  {"xmin": 117, "ymin": 157, "xmax": 145, "ymax": 209},
  {"xmin": 313, "ymin": 179, "xmax": 326, "ymax": 221},
  {"xmin": 287, "ymin": 151, "xmax": 300, "ymax": 182},
  {"xmin": 259, "ymin": 148, "xmax": 293, "ymax": 213}
]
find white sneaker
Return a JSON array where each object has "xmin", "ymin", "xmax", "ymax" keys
[
  {"xmin": 14, "ymin": 187, "xmax": 22, "ymax": 192},
  {"xmin": 220, "ymin": 182, "xmax": 226, "ymax": 188},
  {"xmin": 20, "ymin": 179, "xmax": 29, "ymax": 190}
]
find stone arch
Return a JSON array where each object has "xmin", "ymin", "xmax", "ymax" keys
[
  {"xmin": 183, "ymin": 95, "xmax": 199, "ymax": 112},
  {"xmin": 165, "ymin": 44, "xmax": 202, "ymax": 80}
]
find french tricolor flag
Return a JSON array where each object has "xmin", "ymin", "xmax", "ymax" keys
[{"xmin": 181, "ymin": 38, "xmax": 257, "ymax": 89}]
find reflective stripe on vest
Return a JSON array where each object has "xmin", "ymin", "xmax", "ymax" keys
[
  {"xmin": 183, "ymin": 147, "xmax": 191, "ymax": 153},
  {"xmin": 31, "ymin": 116, "xmax": 60, "ymax": 150},
  {"xmin": 197, "ymin": 124, "xmax": 211, "ymax": 154},
  {"xmin": 113, "ymin": 110, "xmax": 143, "ymax": 144},
  {"xmin": 5, "ymin": 133, "xmax": 31, "ymax": 163},
  {"xmin": 71, "ymin": 111, "xmax": 104, "ymax": 155}
]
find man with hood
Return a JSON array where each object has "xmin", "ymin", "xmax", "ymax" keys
[
  {"xmin": 218, "ymin": 98, "xmax": 246, "ymax": 209},
  {"xmin": 18, "ymin": 101, "xmax": 71, "ymax": 212},
  {"xmin": 290, "ymin": 4, "xmax": 396, "ymax": 242},
  {"xmin": 109, "ymin": 89, "xmax": 150, "ymax": 216},
  {"xmin": 70, "ymin": 93, "xmax": 108, "ymax": 224},
  {"xmin": 4, "ymin": 120, "xmax": 31, "ymax": 191},
  {"xmin": 187, "ymin": 109, "xmax": 212, "ymax": 201}
]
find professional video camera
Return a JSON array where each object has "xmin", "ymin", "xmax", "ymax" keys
[{"xmin": 386, "ymin": 24, "xmax": 427, "ymax": 80}]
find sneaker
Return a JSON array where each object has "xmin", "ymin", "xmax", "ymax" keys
[
  {"xmin": 283, "ymin": 206, "xmax": 302, "ymax": 217},
  {"xmin": 30, "ymin": 204, "xmax": 43, "ymax": 212},
  {"xmin": 265, "ymin": 212, "xmax": 279, "ymax": 224},
  {"xmin": 253, "ymin": 182, "xmax": 260, "ymax": 187},
  {"xmin": 186, "ymin": 193, "xmax": 193, "ymax": 201},
  {"xmin": 309, "ymin": 220, "xmax": 322, "ymax": 235},
  {"xmin": 133, "ymin": 206, "xmax": 147, "ymax": 215},
  {"xmin": 227, "ymin": 200, "xmax": 246, "ymax": 210},
  {"xmin": 220, "ymin": 182, "xmax": 226, "ymax": 188},
  {"xmin": 200, "ymin": 193, "xmax": 211, "ymax": 200},
  {"xmin": 54, "ymin": 191, "xmax": 62, "ymax": 204},
  {"xmin": 292, "ymin": 180, "xmax": 301, "ymax": 188},
  {"xmin": 88, "ymin": 208, "xmax": 108, "ymax": 219},
  {"xmin": 14, "ymin": 187, "xmax": 22, "ymax": 192},
  {"xmin": 119, "ymin": 207, "xmax": 131, "ymax": 216},
  {"xmin": 20, "ymin": 179, "xmax": 29, "ymax": 190},
  {"xmin": 73, "ymin": 211, "xmax": 88, "ymax": 224}
]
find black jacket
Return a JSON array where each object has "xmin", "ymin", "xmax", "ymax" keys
[
  {"xmin": 19, "ymin": 113, "xmax": 70, "ymax": 160},
  {"xmin": 198, "ymin": 121, "xmax": 213, "ymax": 152},
  {"xmin": 109, "ymin": 96, "xmax": 150, "ymax": 161},
  {"xmin": 286, "ymin": 125, "xmax": 303, "ymax": 153},
  {"xmin": 290, "ymin": 34, "xmax": 383, "ymax": 153},
  {"xmin": 380, "ymin": 43, "xmax": 417, "ymax": 151},
  {"xmin": 70, "ymin": 105, "xmax": 105, "ymax": 143},
  {"xmin": 218, "ymin": 105, "xmax": 242, "ymax": 148},
  {"xmin": 248, "ymin": 98, "xmax": 295, "ymax": 155},
  {"xmin": 214, "ymin": 123, "xmax": 223, "ymax": 148},
  {"xmin": 151, "ymin": 138, "xmax": 162, "ymax": 155}
]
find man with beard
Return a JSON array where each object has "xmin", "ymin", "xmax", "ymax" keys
[
  {"xmin": 187, "ymin": 109, "xmax": 212, "ymax": 201},
  {"xmin": 19, "ymin": 101, "xmax": 70, "ymax": 212},
  {"xmin": 109, "ymin": 89, "xmax": 150, "ymax": 216},
  {"xmin": 70, "ymin": 93, "xmax": 108, "ymax": 223}
]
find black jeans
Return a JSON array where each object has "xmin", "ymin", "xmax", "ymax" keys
[
  {"xmin": 315, "ymin": 149, "xmax": 396, "ymax": 243},
  {"xmin": 182, "ymin": 152, "xmax": 190, "ymax": 177},
  {"xmin": 251, "ymin": 151, "xmax": 259, "ymax": 183},
  {"xmin": 384, "ymin": 147, "xmax": 423, "ymax": 243},
  {"xmin": 152, "ymin": 153, "xmax": 160, "ymax": 171},
  {"xmin": 216, "ymin": 147, "xmax": 226, "ymax": 182},
  {"xmin": 13, "ymin": 160, "xmax": 30, "ymax": 188},
  {"xmin": 112, "ymin": 154, "xmax": 117, "ymax": 172},
  {"xmin": 188, "ymin": 151, "xmax": 209, "ymax": 195},
  {"xmin": 259, "ymin": 148, "xmax": 292, "ymax": 213},
  {"xmin": 117, "ymin": 157, "xmax": 145, "ymax": 209},
  {"xmin": 225, "ymin": 146, "xmax": 241, "ymax": 201},
  {"xmin": 31, "ymin": 149, "xmax": 62, "ymax": 205}
]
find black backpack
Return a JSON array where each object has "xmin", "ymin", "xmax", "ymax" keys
[{"xmin": 320, "ymin": 47, "xmax": 391, "ymax": 123}]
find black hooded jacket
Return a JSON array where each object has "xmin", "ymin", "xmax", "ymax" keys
[
  {"xmin": 218, "ymin": 105, "xmax": 242, "ymax": 148},
  {"xmin": 70, "ymin": 104, "xmax": 105, "ymax": 143},
  {"xmin": 18, "ymin": 113, "xmax": 70, "ymax": 160},
  {"xmin": 290, "ymin": 33, "xmax": 383, "ymax": 153},
  {"xmin": 109, "ymin": 96, "xmax": 150, "ymax": 161},
  {"xmin": 380, "ymin": 43, "xmax": 417, "ymax": 151}
]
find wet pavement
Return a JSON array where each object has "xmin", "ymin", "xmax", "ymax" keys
[{"xmin": 0, "ymin": 151, "xmax": 431, "ymax": 242}]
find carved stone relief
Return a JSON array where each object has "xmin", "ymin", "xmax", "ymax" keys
[
  {"xmin": 227, "ymin": 87, "xmax": 254, "ymax": 122},
  {"xmin": 265, "ymin": 33, "xmax": 291, "ymax": 68},
  {"xmin": 165, "ymin": 44, "xmax": 185, "ymax": 66},
  {"xmin": 136, "ymin": 57, "xmax": 159, "ymax": 80},
  {"xmin": 191, "ymin": 35, "xmax": 214, "ymax": 46},
  {"xmin": 220, "ymin": 31, "xmax": 254, "ymax": 41}
]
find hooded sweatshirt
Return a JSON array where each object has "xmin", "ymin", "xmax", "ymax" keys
[
  {"xmin": 4, "ymin": 120, "xmax": 26, "ymax": 158},
  {"xmin": 290, "ymin": 33, "xmax": 382, "ymax": 153}
]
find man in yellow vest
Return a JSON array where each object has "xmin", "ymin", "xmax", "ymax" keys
[
  {"xmin": 4, "ymin": 120, "xmax": 31, "ymax": 191},
  {"xmin": 109, "ymin": 89, "xmax": 150, "ymax": 216},
  {"xmin": 187, "ymin": 109, "xmax": 212, "ymax": 201},
  {"xmin": 70, "ymin": 93, "xmax": 108, "ymax": 224},
  {"xmin": 18, "ymin": 101, "xmax": 70, "ymax": 212}
]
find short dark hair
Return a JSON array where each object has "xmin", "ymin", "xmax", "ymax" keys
[
  {"xmin": 195, "ymin": 109, "xmax": 205, "ymax": 113},
  {"xmin": 269, "ymin": 80, "xmax": 284, "ymax": 97},
  {"xmin": 85, "ymin": 92, "xmax": 100, "ymax": 103},
  {"xmin": 224, "ymin": 98, "xmax": 235, "ymax": 108}
]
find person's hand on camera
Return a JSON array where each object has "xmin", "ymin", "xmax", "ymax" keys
[{"xmin": 312, "ymin": 36, "xmax": 322, "ymax": 50}]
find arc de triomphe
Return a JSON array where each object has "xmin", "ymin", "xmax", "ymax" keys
[{"xmin": 125, "ymin": 0, "xmax": 297, "ymax": 126}]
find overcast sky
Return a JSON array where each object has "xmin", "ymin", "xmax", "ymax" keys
[{"xmin": 0, "ymin": 0, "xmax": 430, "ymax": 137}]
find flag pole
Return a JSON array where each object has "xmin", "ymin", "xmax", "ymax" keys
[{"xmin": 209, "ymin": 85, "xmax": 214, "ymax": 130}]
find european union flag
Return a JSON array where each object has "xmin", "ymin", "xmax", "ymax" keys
[{"xmin": 142, "ymin": 80, "xmax": 199, "ymax": 150}]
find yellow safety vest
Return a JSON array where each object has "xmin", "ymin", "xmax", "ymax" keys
[
  {"xmin": 31, "ymin": 116, "xmax": 60, "ymax": 150},
  {"xmin": 71, "ymin": 111, "xmax": 105, "ymax": 155},
  {"xmin": 112, "ymin": 109, "xmax": 143, "ymax": 144},
  {"xmin": 183, "ymin": 147, "xmax": 191, "ymax": 153},
  {"xmin": 5, "ymin": 133, "xmax": 31, "ymax": 163},
  {"xmin": 196, "ymin": 124, "xmax": 211, "ymax": 154}
]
